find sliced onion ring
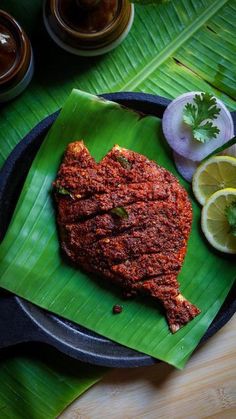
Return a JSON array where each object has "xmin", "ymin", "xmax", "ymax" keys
[
  {"xmin": 174, "ymin": 144, "xmax": 236, "ymax": 183},
  {"xmin": 173, "ymin": 152, "xmax": 199, "ymax": 183},
  {"xmin": 162, "ymin": 92, "xmax": 234, "ymax": 161},
  {"xmin": 221, "ymin": 143, "xmax": 236, "ymax": 157}
]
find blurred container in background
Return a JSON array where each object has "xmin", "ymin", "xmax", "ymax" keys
[
  {"xmin": 0, "ymin": 10, "xmax": 34, "ymax": 103},
  {"xmin": 43, "ymin": 0, "xmax": 134, "ymax": 56}
]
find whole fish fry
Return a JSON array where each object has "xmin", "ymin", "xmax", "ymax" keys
[{"xmin": 54, "ymin": 141, "xmax": 200, "ymax": 333}]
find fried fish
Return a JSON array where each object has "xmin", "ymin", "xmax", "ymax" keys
[{"xmin": 54, "ymin": 141, "xmax": 200, "ymax": 332}]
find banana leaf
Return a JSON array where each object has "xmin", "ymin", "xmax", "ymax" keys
[
  {"xmin": 0, "ymin": 89, "xmax": 235, "ymax": 369},
  {"xmin": 0, "ymin": 347, "xmax": 105, "ymax": 419},
  {"xmin": 0, "ymin": 0, "xmax": 235, "ymax": 168}
]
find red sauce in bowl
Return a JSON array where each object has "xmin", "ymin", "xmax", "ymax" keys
[
  {"xmin": 0, "ymin": 11, "xmax": 33, "ymax": 102},
  {"xmin": 0, "ymin": 23, "xmax": 18, "ymax": 81}
]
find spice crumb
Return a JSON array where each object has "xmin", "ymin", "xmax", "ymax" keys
[
  {"xmin": 122, "ymin": 290, "xmax": 136, "ymax": 299},
  {"xmin": 112, "ymin": 304, "xmax": 123, "ymax": 314}
]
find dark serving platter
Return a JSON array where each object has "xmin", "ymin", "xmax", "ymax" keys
[{"xmin": 0, "ymin": 92, "xmax": 235, "ymax": 368}]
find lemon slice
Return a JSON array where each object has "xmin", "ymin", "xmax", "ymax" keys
[
  {"xmin": 201, "ymin": 188, "xmax": 236, "ymax": 254},
  {"xmin": 192, "ymin": 155, "xmax": 236, "ymax": 205}
]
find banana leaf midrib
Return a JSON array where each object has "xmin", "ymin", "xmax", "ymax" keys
[{"xmin": 121, "ymin": 0, "xmax": 229, "ymax": 91}]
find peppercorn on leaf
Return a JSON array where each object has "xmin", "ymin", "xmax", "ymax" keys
[{"xmin": 0, "ymin": 90, "xmax": 235, "ymax": 369}]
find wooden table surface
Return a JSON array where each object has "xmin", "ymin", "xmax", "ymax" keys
[{"xmin": 60, "ymin": 315, "xmax": 236, "ymax": 419}]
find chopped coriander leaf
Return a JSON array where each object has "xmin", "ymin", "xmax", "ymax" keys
[
  {"xmin": 183, "ymin": 92, "xmax": 221, "ymax": 143},
  {"xmin": 116, "ymin": 155, "xmax": 132, "ymax": 169},
  {"xmin": 225, "ymin": 201, "xmax": 236, "ymax": 237},
  {"xmin": 56, "ymin": 186, "xmax": 73, "ymax": 198},
  {"xmin": 111, "ymin": 206, "xmax": 129, "ymax": 218},
  {"xmin": 193, "ymin": 122, "xmax": 220, "ymax": 144},
  {"xmin": 56, "ymin": 186, "xmax": 70, "ymax": 195}
]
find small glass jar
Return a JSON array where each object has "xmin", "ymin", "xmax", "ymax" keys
[
  {"xmin": 43, "ymin": 0, "xmax": 134, "ymax": 56},
  {"xmin": 0, "ymin": 10, "xmax": 34, "ymax": 103}
]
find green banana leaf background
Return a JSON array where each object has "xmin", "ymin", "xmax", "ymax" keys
[
  {"xmin": 0, "ymin": 345, "xmax": 105, "ymax": 419},
  {"xmin": 0, "ymin": 0, "xmax": 235, "ymax": 417}
]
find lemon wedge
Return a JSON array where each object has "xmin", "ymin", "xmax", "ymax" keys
[
  {"xmin": 201, "ymin": 188, "xmax": 236, "ymax": 254},
  {"xmin": 192, "ymin": 155, "xmax": 236, "ymax": 205}
]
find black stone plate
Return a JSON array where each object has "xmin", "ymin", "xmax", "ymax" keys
[{"xmin": 0, "ymin": 92, "xmax": 235, "ymax": 368}]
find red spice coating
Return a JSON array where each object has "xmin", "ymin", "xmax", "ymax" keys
[{"xmin": 54, "ymin": 141, "xmax": 200, "ymax": 333}]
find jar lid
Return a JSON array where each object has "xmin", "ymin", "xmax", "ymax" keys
[
  {"xmin": 43, "ymin": 0, "xmax": 134, "ymax": 55},
  {"xmin": 0, "ymin": 10, "xmax": 31, "ymax": 89}
]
